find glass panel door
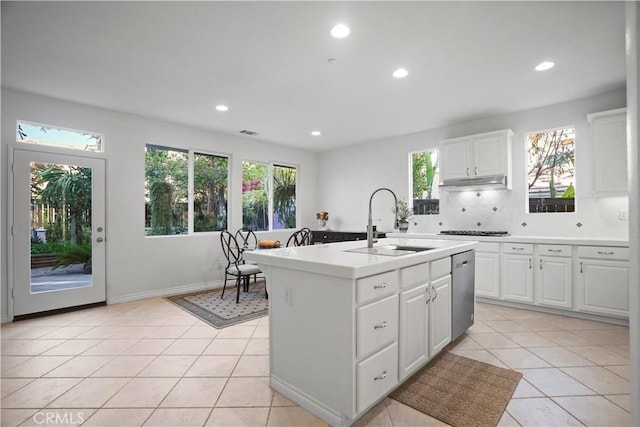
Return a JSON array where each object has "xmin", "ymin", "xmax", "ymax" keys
[{"xmin": 12, "ymin": 149, "xmax": 106, "ymax": 316}]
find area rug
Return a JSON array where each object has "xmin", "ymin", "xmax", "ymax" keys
[
  {"xmin": 389, "ymin": 351, "xmax": 522, "ymax": 427},
  {"xmin": 166, "ymin": 281, "xmax": 268, "ymax": 329}
]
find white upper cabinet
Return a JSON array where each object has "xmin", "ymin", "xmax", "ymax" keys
[
  {"xmin": 587, "ymin": 108, "xmax": 627, "ymax": 195},
  {"xmin": 440, "ymin": 129, "xmax": 513, "ymax": 186}
]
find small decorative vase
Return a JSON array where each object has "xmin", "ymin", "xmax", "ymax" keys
[
  {"xmin": 317, "ymin": 219, "xmax": 327, "ymax": 230},
  {"xmin": 398, "ymin": 220, "xmax": 409, "ymax": 233}
]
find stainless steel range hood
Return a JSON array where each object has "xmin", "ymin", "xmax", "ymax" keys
[{"xmin": 439, "ymin": 175, "xmax": 509, "ymax": 191}]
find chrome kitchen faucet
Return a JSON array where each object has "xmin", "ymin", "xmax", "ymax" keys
[{"xmin": 367, "ymin": 187, "xmax": 399, "ymax": 248}]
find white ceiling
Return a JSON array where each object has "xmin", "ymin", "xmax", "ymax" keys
[{"xmin": 1, "ymin": 1, "xmax": 627, "ymax": 152}]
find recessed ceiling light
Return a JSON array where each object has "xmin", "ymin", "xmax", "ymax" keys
[
  {"xmin": 215, "ymin": 105, "xmax": 229, "ymax": 112},
  {"xmin": 311, "ymin": 131, "xmax": 321, "ymax": 136},
  {"xmin": 535, "ymin": 61, "xmax": 555, "ymax": 71},
  {"xmin": 331, "ymin": 24, "xmax": 350, "ymax": 38},
  {"xmin": 393, "ymin": 68, "xmax": 409, "ymax": 79}
]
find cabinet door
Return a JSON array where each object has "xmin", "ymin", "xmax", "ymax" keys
[
  {"xmin": 441, "ymin": 140, "xmax": 472, "ymax": 180},
  {"xmin": 475, "ymin": 251, "xmax": 500, "ymax": 298},
  {"xmin": 398, "ymin": 283, "xmax": 429, "ymax": 381},
  {"xmin": 502, "ymin": 254, "xmax": 533, "ymax": 303},
  {"xmin": 535, "ymin": 256, "xmax": 572, "ymax": 309},
  {"xmin": 576, "ymin": 259, "xmax": 629, "ymax": 318},
  {"xmin": 591, "ymin": 111, "xmax": 627, "ymax": 194},
  {"xmin": 473, "ymin": 133, "xmax": 506, "ymax": 177},
  {"xmin": 430, "ymin": 275, "xmax": 452, "ymax": 356}
]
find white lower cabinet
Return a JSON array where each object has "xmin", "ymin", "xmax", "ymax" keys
[
  {"xmin": 429, "ymin": 275, "xmax": 452, "ymax": 355},
  {"xmin": 576, "ymin": 246, "xmax": 629, "ymax": 318},
  {"xmin": 535, "ymin": 245, "xmax": 573, "ymax": 309},
  {"xmin": 501, "ymin": 244, "xmax": 534, "ymax": 303},
  {"xmin": 357, "ymin": 341, "xmax": 398, "ymax": 412},
  {"xmin": 475, "ymin": 242, "xmax": 500, "ymax": 298},
  {"xmin": 398, "ymin": 273, "xmax": 451, "ymax": 381},
  {"xmin": 398, "ymin": 283, "xmax": 429, "ymax": 380}
]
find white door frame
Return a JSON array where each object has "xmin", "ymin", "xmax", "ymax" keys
[{"xmin": 8, "ymin": 145, "xmax": 107, "ymax": 318}]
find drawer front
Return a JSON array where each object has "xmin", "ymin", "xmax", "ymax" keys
[
  {"xmin": 357, "ymin": 271, "xmax": 399, "ymax": 304},
  {"xmin": 578, "ymin": 246, "xmax": 629, "ymax": 260},
  {"xmin": 477, "ymin": 242, "xmax": 500, "ymax": 253},
  {"xmin": 357, "ymin": 295, "xmax": 399, "ymax": 359},
  {"xmin": 400, "ymin": 263, "xmax": 429, "ymax": 289},
  {"xmin": 503, "ymin": 243, "xmax": 533, "ymax": 255},
  {"xmin": 537, "ymin": 244, "xmax": 572, "ymax": 257},
  {"xmin": 357, "ymin": 342, "xmax": 398, "ymax": 412},
  {"xmin": 431, "ymin": 257, "xmax": 451, "ymax": 280}
]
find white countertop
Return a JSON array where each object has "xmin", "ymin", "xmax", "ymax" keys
[
  {"xmin": 386, "ymin": 232, "xmax": 629, "ymax": 247},
  {"xmin": 243, "ymin": 237, "xmax": 477, "ymax": 279}
]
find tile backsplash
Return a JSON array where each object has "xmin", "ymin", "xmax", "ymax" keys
[{"xmin": 411, "ymin": 191, "xmax": 629, "ymax": 240}]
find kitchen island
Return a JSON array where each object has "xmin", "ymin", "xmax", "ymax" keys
[{"xmin": 244, "ymin": 237, "xmax": 477, "ymax": 426}]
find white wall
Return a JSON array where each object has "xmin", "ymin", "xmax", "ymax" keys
[
  {"xmin": 318, "ymin": 90, "xmax": 628, "ymax": 239},
  {"xmin": 1, "ymin": 88, "xmax": 318, "ymax": 321}
]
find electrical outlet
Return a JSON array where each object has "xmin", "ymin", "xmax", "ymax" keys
[{"xmin": 618, "ymin": 210, "xmax": 628, "ymax": 220}]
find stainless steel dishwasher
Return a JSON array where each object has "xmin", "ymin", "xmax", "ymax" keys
[{"xmin": 451, "ymin": 250, "xmax": 475, "ymax": 341}]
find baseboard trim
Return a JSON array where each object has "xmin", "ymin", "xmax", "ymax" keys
[{"xmin": 107, "ymin": 280, "xmax": 225, "ymax": 305}]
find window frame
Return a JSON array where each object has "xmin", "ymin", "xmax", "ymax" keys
[
  {"xmin": 17, "ymin": 120, "xmax": 105, "ymax": 153},
  {"xmin": 525, "ymin": 125, "xmax": 577, "ymax": 214},
  {"xmin": 408, "ymin": 148, "xmax": 440, "ymax": 215}
]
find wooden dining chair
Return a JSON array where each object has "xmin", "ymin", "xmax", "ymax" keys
[
  {"xmin": 286, "ymin": 227, "xmax": 312, "ymax": 247},
  {"xmin": 220, "ymin": 230, "xmax": 265, "ymax": 303}
]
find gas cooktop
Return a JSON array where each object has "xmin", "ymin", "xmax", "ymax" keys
[{"xmin": 439, "ymin": 230, "xmax": 510, "ymax": 237}]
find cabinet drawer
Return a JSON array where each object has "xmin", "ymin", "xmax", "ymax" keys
[
  {"xmin": 431, "ymin": 257, "xmax": 451, "ymax": 280},
  {"xmin": 477, "ymin": 242, "xmax": 500, "ymax": 253},
  {"xmin": 357, "ymin": 271, "xmax": 398, "ymax": 304},
  {"xmin": 537, "ymin": 244, "xmax": 572, "ymax": 257},
  {"xmin": 400, "ymin": 263, "xmax": 429, "ymax": 289},
  {"xmin": 503, "ymin": 243, "xmax": 533, "ymax": 254},
  {"xmin": 357, "ymin": 342, "xmax": 398, "ymax": 412},
  {"xmin": 357, "ymin": 295, "xmax": 399, "ymax": 359},
  {"xmin": 578, "ymin": 246, "xmax": 629, "ymax": 260}
]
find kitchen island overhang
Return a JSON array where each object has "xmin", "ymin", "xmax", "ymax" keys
[{"xmin": 244, "ymin": 237, "xmax": 477, "ymax": 427}]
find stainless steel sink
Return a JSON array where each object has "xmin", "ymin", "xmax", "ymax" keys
[{"xmin": 344, "ymin": 245, "xmax": 436, "ymax": 257}]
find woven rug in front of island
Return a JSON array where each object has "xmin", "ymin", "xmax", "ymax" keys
[
  {"xmin": 389, "ymin": 351, "xmax": 522, "ymax": 427},
  {"xmin": 166, "ymin": 281, "xmax": 268, "ymax": 329}
]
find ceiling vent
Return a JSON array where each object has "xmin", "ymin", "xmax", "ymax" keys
[{"xmin": 239, "ymin": 129, "xmax": 259, "ymax": 136}]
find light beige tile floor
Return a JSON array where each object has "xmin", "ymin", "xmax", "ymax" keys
[{"xmin": 0, "ymin": 299, "xmax": 631, "ymax": 426}]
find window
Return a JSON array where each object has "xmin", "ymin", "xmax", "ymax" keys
[
  {"xmin": 527, "ymin": 127, "xmax": 575, "ymax": 213},
  {"xmin": 410, "ymin": 149, "xmax": 440, "ymax": 214},
  {"xmin": 145, "ymin": 145, "xmax": 188, "ymax": 235},
  {"xmin": 242, "ymin": 162, "xmax": 298, "ymax": 231},
  {"xmin": 17, "ymin": 121, "xmax": 103, "ymax": 152},
  {"xmin": 193, "ymin": 153, "xmax": 228, "ymax": 232},
  {"xmin": 145, "ymin": 145, "xmax": 229, "ymax": 236}
]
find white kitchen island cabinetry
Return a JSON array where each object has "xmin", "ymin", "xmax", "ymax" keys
[
  {"xmin": 244, "ymin": 238, "xmax": 475, "ymax": 427},
  {"xmin": 535, "ymin": 245, "xmax": 573, "ymax": 309},
  {"xmin": 440, "ymin": 129, "xmax": 513, "ymax": 184},
  {"xmin": 501, "ymin": 243, "xmax": 534, "ymax": 303},
  {"xmin": 576, "ymin": 246, "xmax": 629, "ymax": 318}
]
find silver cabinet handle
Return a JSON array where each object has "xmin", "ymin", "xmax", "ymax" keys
[
  {"xmin": 547, "ymin": 249, "xmax": 562, "ymax": 253},
  {"xmin": 474, "ymin": 166, "xmax": 478, "ymax": 175},
  {"xmin": 97, "ymin": 237, "xmax": 104, "ymax": 242},
  {"xmin": 580, "ymin": 261, "xmax": 583, "ymax": 273},
  {"xmin": 374, "ymin": 370, "xmax": 387, "ymax": 381},
  {"xmin": 466, "ymin": 167, "xmax": 470, "ymax": 176},
  {"xmin": 374, "ymin": 321, "xmax": 387, "ymax": 330},
  {"xmin": 425, "ymin": 287, "xmax": 431, "ymax": 304},
  {"xmin": 597, "ymin": 251, "xmax": 615, "ymax": 255},
  {"xmin": 512, "ymin": 247, "xmax": 524, "ymax": 251},
  {"xmin": 373, "ymin": 283, "xmax": 387, "ymax": 290},
  {"xmin": 539, "ymin": 259, "xmax": 543, "ymax": 270},
  {"xmin": 528, "ymin": 258, "xmax": 532, "ymax": 269}
]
